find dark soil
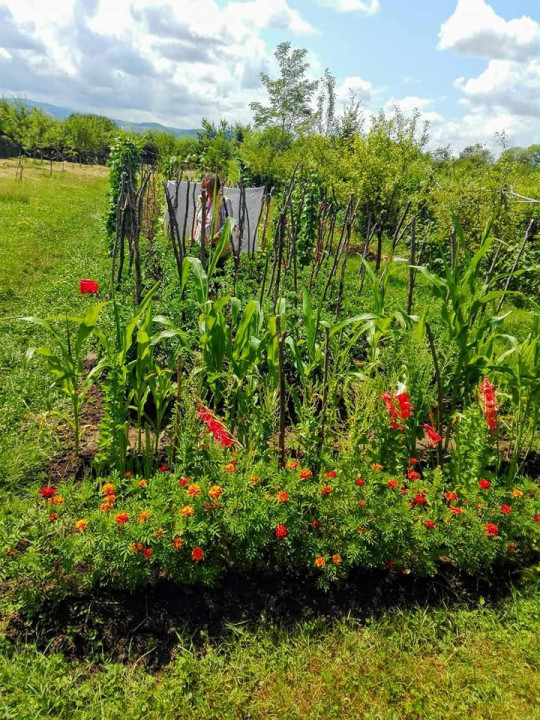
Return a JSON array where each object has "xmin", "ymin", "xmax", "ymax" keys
[{"xmin": 5, "ymin": 566, "xmax": 520, "ymax": 672}]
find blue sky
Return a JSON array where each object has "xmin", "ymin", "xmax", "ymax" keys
[{"xmin": 1, "ymin": 0, "xmax": 538, "ymax": 151}]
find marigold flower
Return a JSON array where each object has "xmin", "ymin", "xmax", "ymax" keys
[
  {"xmin": 355, "ymin": 477, "xmax": 365, "ymax": 486},
  {"xmin": 49, "ymin": 512, "xmax": 58, "ymax": 522},
  {"xmin": 158, "ymin": 464, "xmax": 169, "ymax": 472},
  {"xmin": 74, "ymin": 519, "xmax": 87, "ymax": 532},
  {"xmin": 407, "ymin": 469, "xmax": 421, "ymax": 481},
  {"xmin": 321, "ymin": 486, "xmax": 332, "ymax": 496},
  {"xmin": 277, "ymin": 491, "xmax": 289, "ymax": 502},
  {"xmin": 131, "ymin": 542, "xmax": 143, "ymax": 553},
  {"xmin": 386, "ymin": 560, "xmax": 394, "ymax": 569},
  {"xmin": 357, "ymin": 526, "xmax": 366, "ymax": 534},
  {"xmin": 225, "ymin": 463, "xmax": 236, "ymax": 474},
  {"xmin": 500, "ymin": 505, "xmax": 512, "ymax": 515},
  {"xmin": 444, "ymin": 492, "xmax": 458, "ymax": 501},
  {"xmin": 315, "ymin": 556, "xmax": 326, "ymax": 568},
  {"xmin": 409, "ymin": 458, "xmax": 419, "ymax": 464},
  {"xmin": 507, "ymin": 544, "xmax": 516, "ymax": 553},
  {"xmin": 450, "ymin": 506, "xmax": 464, "ymax": 515},
  {"xmin": 399, "ymin": 487, "xmax": 407, "ymax": 495},
  {"xmin": 423, "ymin": 422, "xmax": 442, "ymax": 447},
  {"xmin": 250, "ymin": 475, "xmax": 261, "ymax": 484},
  {"xmin": 180, "ymin": 505, "xmax": 195, "ymax": 517},
  {"xmin": 325, "ymin": 470, "xmax": 337, "ymax": 478},
  {"xmin": 208, "ymin": 485, "xmax": 223, "ymax": 500},
  {"xmin": 192, "ymin": 546, "xmax": 204, "ymax": 561},
  {"xmin": 275, "ymin": 523, "xmax": 288, "ymax": 539},
  {"xmin": 413, "ymin": 494, "xmax": 427, "ymax": 505},
  {"xmin": 511, "ymin": 489, "xmax": 523, "ymax": 498},
  {"xmin": 51, "ymin": 495, "xmax": 64, "ymax": 506},
  {"xmin": 142, "ymin": 547, "xmax": 153, "ymax": 559},
  {"xmin": 387, "ymin": 479, "xmax": 398, "ymax": 489},
  {"xmin": 102, "ymin": 483, "xmax": 115, "ymax": 496},
  {"xmin": 372, "ymin": 463, "xmax": 383, "ymax": 471},
  {"xmin": 485, "ymin": 523, "xmax": 499, "ymax": 537},
  {"xmin": 124, "ymin": 471, "xmax": 132, "ymax": 478},
  {"xmin": 187, "ymin": 484, "xmax": 201, "ymax": 497},
  {"xmin": 332, "ymin": 554, "xmax": 342, "ymax": 565},
  {"xmin": 173, "ymin": 536, "xmax": 183, "ymax": 550},
  {"xmin": 285, "ymin": 460, "xmax": 298, "ymax": 471},
  {"xmin": 115, "ymin": 512, "xmax": 129, "ymax": 526},
  {"xmin": 312, "ymin": 519, "xmax": 320, "ymax": 528},
  {"xmin": 100, "ymin": 500, "xmax": 114, "ymax": 512},
  {"xmin": 535, "ymin": 514, "xmax": 540, "ymax": 523},
  {"xmin": 154, "ymin": 529, "xmax": 164, "ymax": 540},
  {"xmin": 299, "ymin": 469, "xmax": 312, "ymax": 480},
  {"xmin": 479, "ymin": 479, "xmax": 491, "ymax": 489},
  {"xmin": 138, "ymin": 511, "xmax": 150, "ymax": 524},
  {"xmin": 424, "ymin": 520, "xmax": 436, "ymax": 529},
  {"xmin": 358, "ymin": 500, "xmax": 367, "ymax": 507},
  {"xmin": 39, "ymin": 486, "xmax": 56, "ymax": 498},
  {"xmin": 179, "ymin": 476, "xmax": 190, "ymax": 487},
  {"xmin": 138, "ymin": 479, "xmax": 147, "ymax": 488}
]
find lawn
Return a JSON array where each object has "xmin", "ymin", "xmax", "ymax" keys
[{"xmin": 0, "ymin": 160, "xmax": 538, "ymax": 720}]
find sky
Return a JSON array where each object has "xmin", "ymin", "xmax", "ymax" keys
[{"xmin": 0, "ymin": 0, "xmax": 538, "ymax": 151}]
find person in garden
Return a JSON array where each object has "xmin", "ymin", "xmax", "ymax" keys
[{"xmin": 192, "ymin": 173, "xmax": 234, "ymax": 255}]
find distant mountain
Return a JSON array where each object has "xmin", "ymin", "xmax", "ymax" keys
[{"xmin": 8, "ymin": 98, "xmax": 199, "ymax": 138}]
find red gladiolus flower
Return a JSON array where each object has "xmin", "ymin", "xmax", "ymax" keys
[
  {"xmin": 407, "ymin": 469, "xmax": 421, "ymax": 481},
  {"xmin": 39, "ymin": 486, "xmax": 56, "ymax": 498},
  {"xmin": 479, "ymin": 479, "xmax": 491, "ymax": 489},
  {"xmin": 424, "ymin": 520, "xmax": 436, "ymax": 529},
  {"xmin": 325, "ymin": 470, "xmax": 337, "ymax": 478},
  {"xmin": 321, "ymin": 486, "xmax": 332, "ymax": 496},
  {"xmin": 387, "ymin": 479, "xmax": 398, "ymax": 489},
  {"xmin": 142, "ymin": 547, "xmax": 153, "ymax": 559},
  {"xmin": 479, "ymin": 377, "xmax": 498, "ymax": 431},
  {"xmin": 191, "ymin": 546, "xmax": 204, "ymax": 561},
  {"xmin": 444, "ymin": 492, "xmax": 458, "ymax": 501},
  {"xmin": 485, "ymin": 523, "xmax": 499, "ymax": 537},
  {"xmin": 159, "ymin": 465, "xmax": 169, "ymax": 472},
  {"xmin": 355, "ymin": 477, "xmax": 365, "ymax": 486},
  {"xmin": 115, "ymin": 512, "xmax": 129, "ymax": 526},
  {"xmin": 500, "ymin": 505, "xmax": 512, "ymax": 515},
  {"xmin": 423, "ymin": 423, "xmax": 442, "ymax": 447},
  {"xmin": 197, "ymin": 405, "xmax": 234, "ymax": 447},
  {"xmin": 382, "ymin": 389, "xmax": 413, "ymax": 432},
  {"xmin": 275, "ymin": 524, "xmax": 288, "ymax": 539},
  {"xmin": 277, "ymin": 491, "xmax": 289, "ymax": 503}
]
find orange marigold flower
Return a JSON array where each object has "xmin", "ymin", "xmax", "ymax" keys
[
  {"xmin": 51, "ymin": 495, "xmax": 64, "ymax": 506},
  {"xmin": 444, "ymin": 492, "xmax": 458, "ymax": 501},
  {"xmin": 332, "ymin": 554, "xmax": 342, "ymax": 565},
  {"xmin": 358, "ymin": 500, "xmax": 367, "ymax": 507},
  {"xmin": 275, "ymin": 523, "xmax": 288, "ymax": 539},
  {"xmin": 511, "ymin": 489, "xmax": 523, "ymax": 498},
  {"xmin": 208, "ymin": 485, "xmax": 223, "ymax": 500},
  {"xmin": 285, "ymin": 460, "xmax": 299, "ymax": 471},
  {"xmin": 315, "ymin": 556, "xmax": 326, "ymax": 568},
  {"xmin": 500, "ymin": 505, "xmax": 512, "ymax": 515},
  {"xmin": 299, "ymin": 469, "xmax": 312, "ymax": 480},
  {"xmin": 74, "ymin": 519, "xmax": 88, "ymax": 532},
  {"xmin": 124, "ymin": 471, "xmax": 132, "ymax": 478},
  {"xmin": 225, "ymin": 463, "xmax": 236, "ymax": 474},
  {"xmin": 39, "ymin": 486, "xmax": 56, "ymax": 498},
  {"xmin": 277, "ymin": 491, "xmax": 289, "ymax": 502},
  {"xmin": 192, "ymin": 546, "xmax": 204, "ymax": 561},
  {"xmin": 102, "ymin": 483, "xmax": 115, "ymax": 496},
  {"xmin": 387, "ymin": 479, "xmax": 398, "ymax": 489},
  {"xmin": 115, "ymin": 512, "xmax": 129, "ymax": 526},
  {"xmin": 485, "ymin": 523, "xmax": 499, "ymax": 537},
  {"xmin": 173, "ymin": 536, "xmax": 183, "ymax": 550},
  {"xmin": 321, "ymin": 485, "xmax": 332, "ymax": 496},
  {"xmin": 250, "ymin": 475, "xmax": 262, "ymax": 484},
  {"xmin": 479, "ymin": 479, "xmax": 491, "ymax": 489},
  {"xmin": 450, "ymin": 506, "xmax": 464, "ymax": 515},
  {"xmin": 407, "ymin": 469, "xmax": 421, "ymax": 481},
  {"xmin": 138, "ymin": 511, "xmax": 150, "ymax": 524},
  {"xmin": 187, "ymin": 484, "xmax": 201, "ymax": 497},
  {"xmin": 131, "ymin": 542, "xmax": 144, "ymax": 552},
  {"xmin": 49, "ymin": 512, "xmax": 58, "ymax": 522},
  {"xmin": 154, "ymin": 529, "xmax": 164, "ymax": 540},
  {"xmin": 372, "ymin": 463, "xmax": 383, "ymax": 471},
  {"xmin": 325, "ymin": 470, "xmax": 337, "ymax": 478},
  {"xmin": 409, "ymin": 458, "xmax": 419, "ymax": 464},
  {"xmin": 180, "ymin": 505, "xmax": 195, "ymax": 517},
  {"xmin": 424, "ymin": 520, "xmax": 436, "ymax": 529},
  {"xmin": 179, "ymin": 476, "xmax": 190, "ymax": 487},
  {"xmin": 138, "ymin": 479, "xmax": 148, "ymax": 488},
  {"xmin": 355, "ymin": 477, "xmax": 365, "ymax": 486},
  {"xmin": 142, "ymin": 547, "xmax": 153, "ymax": 559}
]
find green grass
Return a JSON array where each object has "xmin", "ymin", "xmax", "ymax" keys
[
  {"xmin": 0, "ymin": 159, "xmax": 110, "ymax": 484},
  {"xmin": 1, "ymin": 591, "xmax": 539, "ymax": 719}
]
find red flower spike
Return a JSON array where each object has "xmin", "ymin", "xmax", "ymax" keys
[{"xmin": 423, "ymin": 423, "xmax": 442, "ymax": 447}]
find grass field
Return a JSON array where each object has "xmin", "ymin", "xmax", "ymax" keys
[{"xmin": 0, "ymin": 161, "xmax": 539, "ymax": 720}]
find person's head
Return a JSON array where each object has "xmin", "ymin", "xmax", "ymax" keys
[{"xmin": 201, "ymin": 173, "xmax": 221, "ymax": 196}]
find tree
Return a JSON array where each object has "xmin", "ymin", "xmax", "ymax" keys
[
  {"xmin": 458, "ymin": 143, "xmax": 494, "ymax": 165},
  {"xmin": 250, "ymin": 42, "xmax": 318, "ymax": 148},
  {"xmin": 316, "ymin": 69, "xmax": 337, "ymax": 137}
]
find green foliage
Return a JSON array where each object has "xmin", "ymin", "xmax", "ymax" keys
[{"xmin": 105, "ymin": 135, "xmax": 142, "ymax": 238}]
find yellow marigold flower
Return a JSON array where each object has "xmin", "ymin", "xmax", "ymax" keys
[
  {"xmin": 138, "ymin": 479, "xmax": 148, "ymax": 488},
  {"xmin": 277, "ymin": 491, "xmax": 289, "ymax": 502},
  {"xmin": 332, "ymin": 554, "xmax": 342, "ymax": 565},
  {"xmin": 286, "ymin": 460, "xmax": 299, "ymax": 471},
  {"xmin": 225, "ymin": 463, "xmax": 236, "ymax": 474},
  {"xmin": 51, "ymin": 495, "xmax": 64, "ymax": 506},
  {"xmin": 180, "ymin": 505, "xmax": 195, "ymax": 517},
  {"xmin": 315, "ymin": 556, "xmax": 326, "ymax": 568},
  {"xmin": 74, "ymin": 519, "xmax": 88, "ymax": 532},
  {"xmin": 250, "ymin": 475, "xmax": 261, "ymax": 484},
  {"xmin": 187, "ymin": 484, "xmax": 201, "ymax": 497},
  {"xmin": 299, "ymin": 468, "xmax": 312, "ymax": 480},
  {"xmin": 138, "ymin": 511, "xmax": 150, "ymax": 523},
  {"xmin": 173, "ymin": 536, "xmax": 183, "ymax": 550},
  {"xmin": 102, "ymin": 483, "xmax": 115, "ymax": 496},
  {"xmin": 208, "ymin": 485, "xmax": 223, "ymax": 500},
  {"xmin": 512, "ymin": 489, "xmax": 524, "ymax": 498}
]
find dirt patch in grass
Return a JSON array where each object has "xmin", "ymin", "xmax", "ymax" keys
[{"xmin": 5, "ymin": 566, "xmax": 520, "ymax": 672}]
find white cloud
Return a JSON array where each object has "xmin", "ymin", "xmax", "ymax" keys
[
  {"xmin": 336, "ymin": 75, "xmax": 372, "ymax": 105},
  {"xmin": 313, "ymin": 0, "xmax": 380, "ymax": 15},
  {"xmin": 0, "ymin": 0, "xmax": 317, "ymax": 126}
]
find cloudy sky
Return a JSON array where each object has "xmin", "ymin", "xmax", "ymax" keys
[{"xmin": 0, "ymin": 0, "xmax": 538, "ymax": 151}]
